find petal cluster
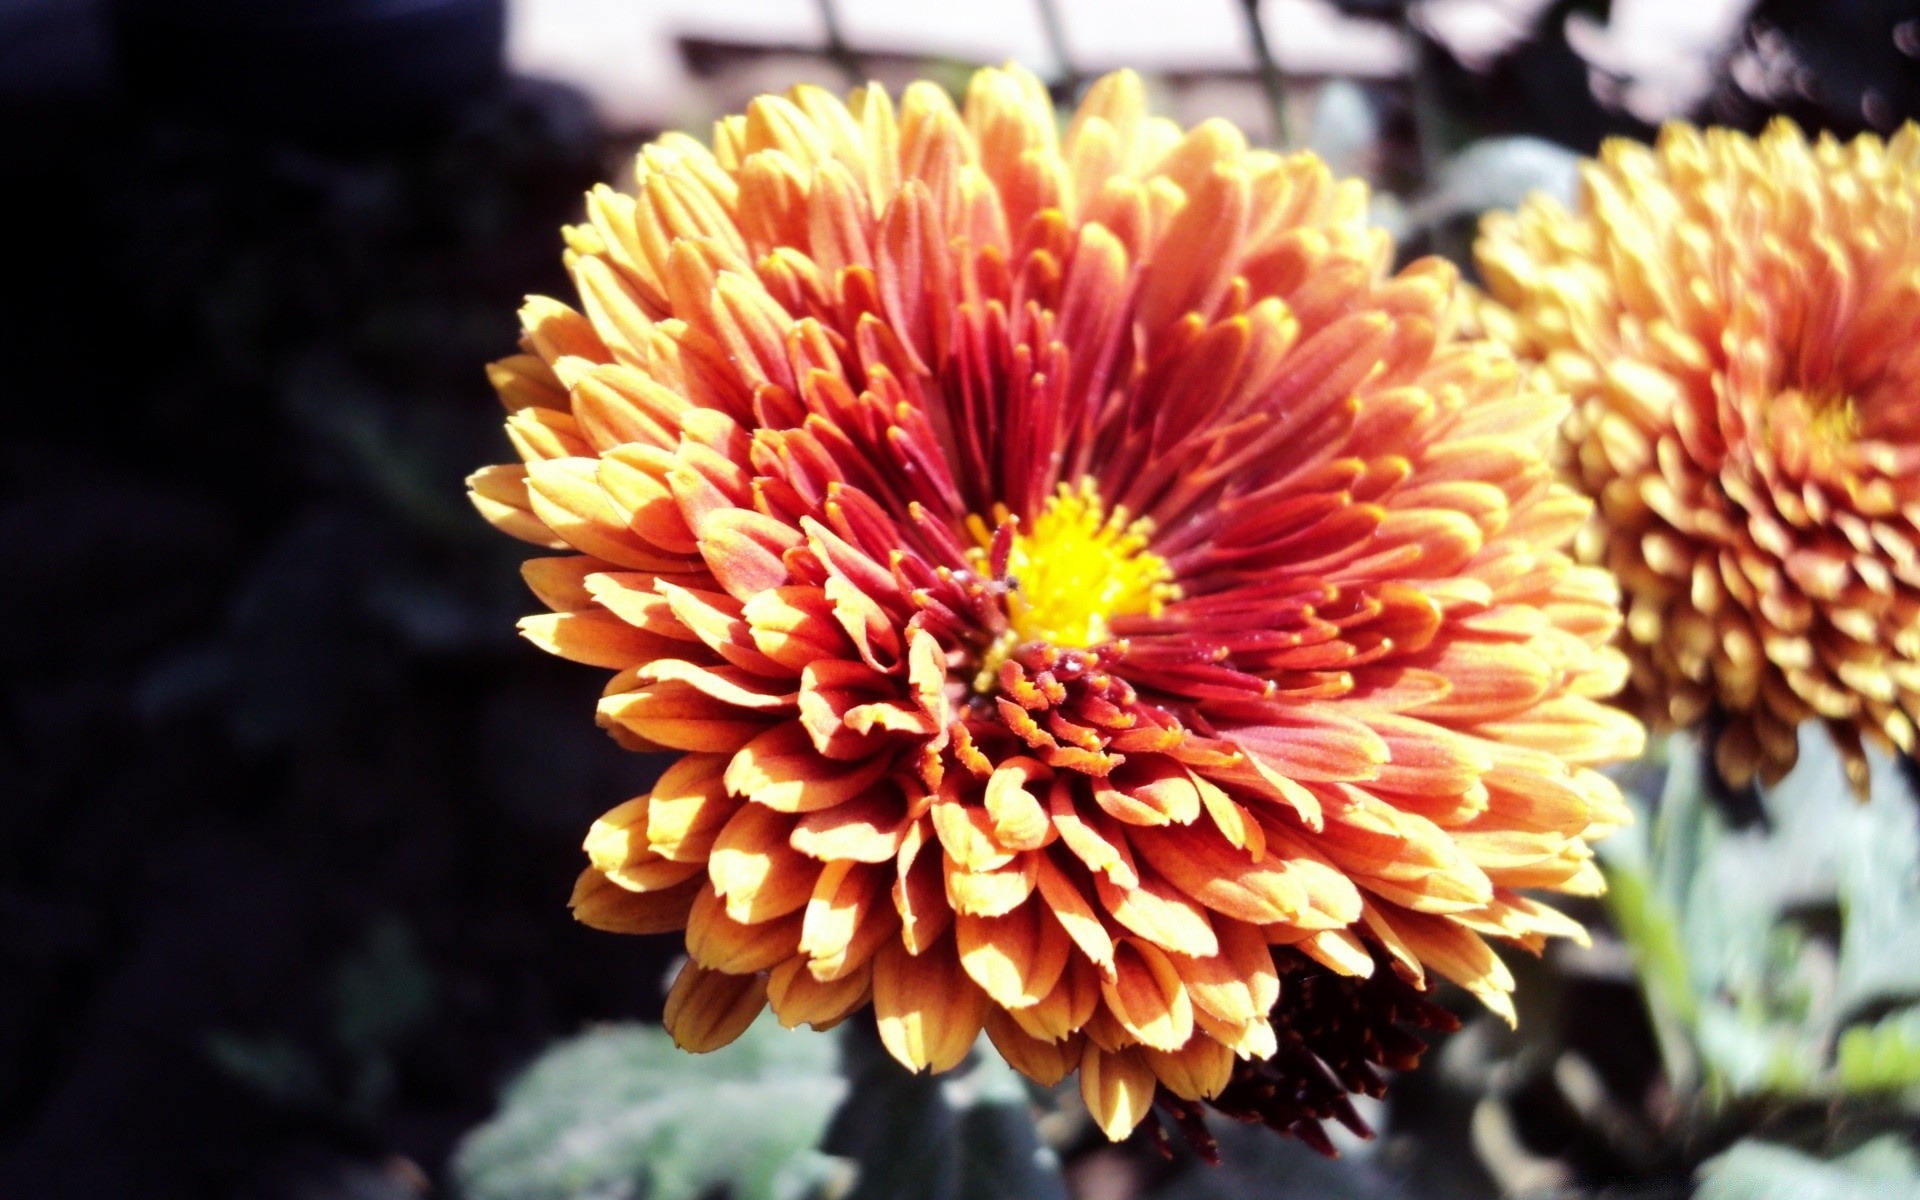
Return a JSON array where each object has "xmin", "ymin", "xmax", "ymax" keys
[
  {"xmin": 471, "ymin": 65, "xmax": 1639, "ymax": 1140},
  {"xmin": 1157, "ymin": 945, "xmax": 1459, "ymax": 1158},
  {"xmin": 1478, "ymin": 120, "xmax": 1920, "ymax": 792}
]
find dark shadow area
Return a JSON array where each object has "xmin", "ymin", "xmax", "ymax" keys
[{"xmin": 0, "ymin": 3, "xmax": 678, "ymax": 1195}]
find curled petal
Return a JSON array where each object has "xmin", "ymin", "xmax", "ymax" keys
[
  {"xmin": 873, "ymin": 934, "xmax": 990, "ymax": 1072},
  {"xmin": 664, "ymin": 961, "xmax": 768, "ymax": 1051}
]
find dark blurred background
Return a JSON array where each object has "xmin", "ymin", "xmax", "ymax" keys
[{"xmin": 3, "ymin": 2, "xmax": 1918, "ymax": 1198}]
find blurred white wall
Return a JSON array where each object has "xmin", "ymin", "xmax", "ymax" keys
[{"xmin": 506, "ymin": 0, "xmax": 1409, "ymax": 130}]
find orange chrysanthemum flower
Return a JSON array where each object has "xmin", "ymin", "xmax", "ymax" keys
[
  {"xmin": 1478, "ymin": 119, "xmax": 1920, "ymax": 794},
  {"xmin": 469, "ymin": 65, "xmax": 1640, "ymax": 1141}
]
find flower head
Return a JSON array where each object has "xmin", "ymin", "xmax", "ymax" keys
[
  {"xmin": 1478, "ymin": 120, "xmax": 1920, "ymax": 793},
  {"xmin": 471, "ymin": 65, "xmax": 1639, "ymax": 1141}
]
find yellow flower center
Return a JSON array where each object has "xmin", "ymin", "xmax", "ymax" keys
[
  {"xmin": 967, "ymin": 480, "xmax": 1178, "ymax": 662},
  {"xmin": 1803, "ymin": 388, "xmax": 1862, "ymax": 445},
  {"xmin": 1765, "ymin": 387, "xmax": 1863, "ymax": 476}
]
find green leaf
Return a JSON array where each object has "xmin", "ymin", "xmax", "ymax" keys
[
  {"xmin": 1599, "ymin": 733, "xmax": 1706, "ymax": 1091},
  {"xmin": 452, "ymin": 1019, "xmax": 846, "ymax": 1200},
  {"xmin": 822, "ymin": 1023, "xmax": 1067, "ymax": 1200},
  {"xmin": 1601, "ymin": 728, "xmax": 1920, "ymax": 1106},
  {"xmin": 331, "ymin": 917, "xmax": 436, "ymax": 1061},
  {"xmin": 1836, "ymin": 1007, "xmax": 1920, "ymax": 1097},
  {"xmin": 1834, "ymin": 757, "xmax": 1920, "ymax": 1019},
  {"xmin": 206, "ymin": 1032, "xmax": 330, "ymax": 1106},
  {"xmin": 1602, "ymin": 849, "xmax": 1695, "ymax": 1024},
  {"xmin": 1697, "ymin": 1136, "xmax": 1920, "ymax": 1200}
]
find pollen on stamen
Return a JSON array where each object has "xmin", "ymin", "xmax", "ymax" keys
[{"xmin": 965, "ymin": 479, "xmax": 1180, "ymax": 669}]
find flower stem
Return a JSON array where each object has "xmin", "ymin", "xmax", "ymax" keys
[
  {"xmin": 1238, "ymin": 0, "xmax": 1295, "ymax": 149},
  {"xmin": 815, "ymin": 0, "xmax": 862, "ymax": 88}
]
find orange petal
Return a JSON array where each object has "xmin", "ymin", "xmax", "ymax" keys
[
  {"xmin": 487, "ymin": 352, "xmax": 567, "ymax": 412},
  {"xmin": 742, "ymin": 585, "xmax": 855, "ymax": 671},
  {"xmin": 1192, "ymin": 1005, "xmax": 1278, "ymax": 1060},
  {"xmin": 639, "ymin": 659, "xmax": 797, "ymax": 711},
  {"xmin": 1246, "ymin": 821, "xmax": 1365, "ymax": 930},
  {"xmin": 986, "ymin": 1010, "xmax": 1082, "ymax": 1087},
  {"xmin": 1142, "ymin": 1036, "xmax": 1234, "ymax": 1101},
  {"xmin": 800, "ymin": 860, "xmax": 898, "ymax": 981},
  {"xmin": 584, "ymin": 796, "xmax": 705, "ymax": 892},
  {"xmin": 1094, "ymin": 757, "xmax": 1203, "ymax": 827},
  {"xmin": 1368, "ymin": 901, "xmax": 1515, "ymax": 1024},
  {"xmin": 583, "ymin": 572, "xmax": 700, "ymax": 637},
  {"xmin": 797, "ymin": 659, "xmax": 898, "ymax": 761},
  {"xmin": 568, "ymin": 868, "xmax": 700, "ymax": 934},
  {"xmin": 985, "ymin": 758, "xmax": 1053, "ymax": 850},
  {"xmin": 1095, "ymin": 867, "xmax": 1220, "ymax": 958},
  {"xmin": 1035, "ymin": 853, "xmax": 1117, "ymax": 976},
  {"xmin": 944, "ymin": 851, "xmax": 1039, "ymax": 918},
  {"xmin": 1009, "ymin": 953, "xmax": 1103, "ymax": 1043},
  {"xmin": 1168, "ymin": 917, "xmax": 1276, "ymax": 1026},
  {"xmin": 598, "ymin": 677, "xmax": 768, "ymax": 753},
  {"xmin": 519, "ymin": 610, "xmax": 682, "ymax": 669},
  {"xmin": 1079, "ymin": 1044, "xmax": 1158, "ymax": 1140},
  {"xmin": 1049, "ymin": 781, "xmax": 1139, "ymax": 887},
  {"xmin": 1193, "ymin": 771, "xmax": 1267, "ymax": 856},
  {"xmin": 955, "ymin": 900, "xmax": 1071, "ymax": 1009},
  {"xmin": 507, "ymin": 406, "xmax": 591, "ymax": 463},
  {"xmin": 1100, "ymin": 938, "xmax": 1194, "ymax": 1051},
  {"xmin": 697, "ymin": 507, "xmax": 803, "ymax": 597},
  {"xmin": 1224, "ymin": 711, "xmax": 1390, "ymax": 785},
  {"xmin": 931, "ymin": 796, "xmax": 1017, "ymax": 872},
  {"xmin": 893, "ymin": 817, "xmax": 955, "ymax": 954},
  {"xmin": 1136, "ymin": 156, "xmax": 1249, "ymax": 334},
  {"xmin": 873, "ymin": 935, "xmax": 989, "ymax": 1073},
  {"xmin": 1132, "ymin": 823, "xmax": 1303, "ymax": 926},
  {"xmin": 520, "ymin": 554, "xmax": 612, "ymax": 612},
  {"xmin": 1292, "ymin": 926, "xmax": 1377, "ymax": 977},
  {"xmin": 1316, "ymin": 796, "xmax": 1492, "ymax": 913},
  {"xmin": 822, "ymin": 571, "xmax": 903, "ymax": 670},
  {"xmin": 571, "ymin": 366, "xmax": 685, "ymax": 451},
  {"xmin": 790, "ymin": 779, "xmax": 911, "ymax": 859},
  {"xmin": 685, "ymin": 884, "xmax": 803, "ymax": 973},
  {"xmin": 766, "ymin": 956, "xmax": 871, "ymax": 1030},
  {"xmin": 599, "ymin": 445, "xmax": 703, "ymax": 556},
  {"xmin": 658, "ymin": 581, "xmax": 787, "ymax": 676},
  {"xmin": 726, "ymin": 720, "xmax": 891, "ymax": 812},
  {"xmin": 663, "ymin": 960, "xmax": 767, "ymax": 1052},
  {"xmin": 519, "ymin": 294, "xmax": 609, "ymax": 364},
  {"xmin": 646, "ymin": 752, "xmax": 741, "ymax": 863},
  {"xmin": 708, "ymin": 803, "xmax": 816, "ymax": 923},
  {"xmin": 468, "ymin": 464, "xmax": 563, "ymax": 548},
  {"xmin": 527, "ymin": 457, "xmax": 688, "ymax": 570}
]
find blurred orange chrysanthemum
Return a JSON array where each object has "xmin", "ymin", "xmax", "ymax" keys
[
  {"xmin": 469, "ymin": 64, "xmax": 1640, "ymax": 1141},
  {"xmin": 1478, "ymin": 119, "xmax": 1920, "ymax": 794}
]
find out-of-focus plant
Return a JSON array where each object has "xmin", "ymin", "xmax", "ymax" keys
[
  {"xmin": 452, "ymin": 1015, "xmax": 1073, "ymax": 1200},
  {"xmin": 208, "ymin": 917, "xmax": 438, "ymax": 1120},
  {"xmin": 1604, "ymin": 728, "xmax": 1920, "ymax": 1188}
]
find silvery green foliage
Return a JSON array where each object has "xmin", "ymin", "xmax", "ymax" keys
[
  {"xmin": 1603, "ymin": 727, "xmax": 1920, "ymax": 1104},
  {"xmin": 453, "ymin": 1020, "xmax": 845, "ymax": 1200},
  {"xmin": 1698, "ymin": 1136, "xmax": 1920, "ymax": 1200},
  {"xmin": 1407, "ymin": 136, "xmax": 1582, "ymax": 230},
  {"xmin": 207, "ymin": 918, "xmax": 437, "ymax": 1118}
]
